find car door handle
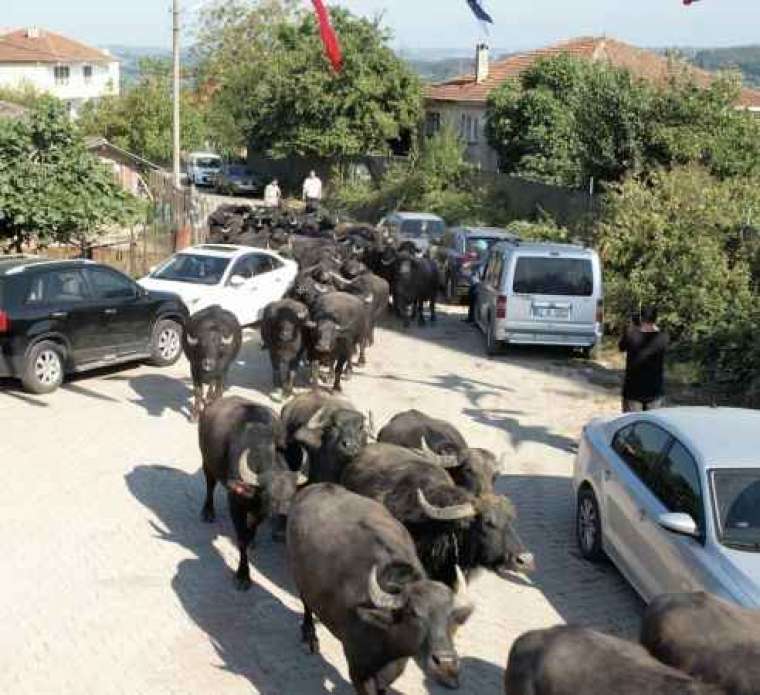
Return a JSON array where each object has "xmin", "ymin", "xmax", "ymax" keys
[
  {"xmin": 104, "ymin": 308, "xmax": 118, "ymax": 316},
  {"xmin": 50, "ymin": 311, "xmax": 68, "ymax": 319}
]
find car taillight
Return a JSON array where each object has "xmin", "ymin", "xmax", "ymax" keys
[
  {"xmin": 596, "ymin": 299, "xmax": 604, "ymax": 324},
  {"xmin": 496, "ymin": 295, "xmax": 508, "ymax": 319},
  {"xmin": 0, "ymin": 310, "xmax": 9, "ymax": 334}
]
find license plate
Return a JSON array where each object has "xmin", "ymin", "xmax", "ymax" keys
[{"xmin": 534, "ymin": 306, "xmax": 570, "ymax": 319}]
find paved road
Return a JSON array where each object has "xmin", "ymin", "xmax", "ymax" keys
[{"xmin": 0, "ymin": 307, "xmax": 642, "ymax": 695}]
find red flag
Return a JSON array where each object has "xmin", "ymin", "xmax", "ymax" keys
[
  {"xmin": 683, "ymin": 0, "xmax": 701, "ymax": 4},
  {"xmin": 311, "ymin": 0, "xmax": 343, "ymax": 73}
]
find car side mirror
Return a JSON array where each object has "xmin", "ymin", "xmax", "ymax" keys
[
  {"xmin": 229, "ymin": 274, "xmax": 246, "ymax": 288},
  {"xmin": 658, "ymin": 512, "xmax": 699, "ymax": 538}
]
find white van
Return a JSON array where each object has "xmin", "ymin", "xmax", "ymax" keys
[
  {"xmin": 474, "ymin": 241, "xmax": 603, "ymax": 356},
  {"xmin": 186, "ymin": 152, "xmax": 222, "ymax": 187}
]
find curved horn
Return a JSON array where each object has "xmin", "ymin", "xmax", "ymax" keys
[
  {"xmin": 297, "ymin": 448, "xmax": 310, "ymax": 485},
  {"xmin": 453, "ymin": 565, "xmax": 473, "ymax": 610},
  {"xmin": 416, "ymin": 489, "xmax": 476, "ymax": 521},
  {"xmin": 329, "ymin": 272, "xmax": 353, "ymax": 287},
  {"xmin": 314, "ymin": 282, "xmax": 329, "ymax": 294},
  {"xmin": 417, "ymin": 436, "xmax": 459, "ymax": 469},
  {"xmin": 238, "ymin": 448, "xmax": 260, "ymax": 487},
  {"xmin": 186, "ymin": 334, "xmax": 199, "ymax": 346},
  {"xmin": 221, "ymin": 333, "xmax": 235, "ymax": 346},
  {"xmin": 306, "ymin": 406, "xmax": 330, "ymax": 431},
  {"xmin": 368, "ymin": 565, "xmax": 405, "ymax": 611},
  {"xmin": 380, "ymin": 257, "xmax": 394, "ymax": 267},
  {"xmin": 364, "ymin": 294, "xmax": 374, "ymax": 304}
]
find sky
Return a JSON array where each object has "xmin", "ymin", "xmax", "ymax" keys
[{"xmin": 1, "ymin": 0, "xmax": 759, "ymax": 53}]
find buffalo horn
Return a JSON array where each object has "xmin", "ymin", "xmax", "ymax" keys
[
  {"xmin": 364, "ymin": 294, "xmax": 373, "ymax": 304},
  {"xmin": 297, "ymin": 448, "xmax": 310, "ymax": 485},
  {"xmin": 306, "ymin": 406, "xmax": 330, "ymax": 431},
  {"xmin": 186, "ymin": 334, "xmax": 199, "ymax": 346},
  {"xmin": 417, "ymin": 489, "xmax": 475, "ymax": 521},
  {"xmin": 453, "ymin": 565, "xmax": 473, "ymax": 609},
  {"xmin": 416, "ymin": 437, "xmax": 459, "ymax": 469},
  {"xmin": 380, "ymin": 257, "xmax": 394, "ymax": 267},
  {"xmin": 221, "ymin": 333, "xmax": 235, "ymax": 346},
  {"xmin": 368, "ymin": 565, "xmax": 405, "ymax": 611},
  {"xmin": 314, "ymin": 282, "xmax": 329, "ymax": 294},
  {"xmin": 329, "ymin": 272, "xmax": 353, "ymax": 287},
  {"xmin": 238, "ymin": 448, "xmax": 260, "ymax": 487}
]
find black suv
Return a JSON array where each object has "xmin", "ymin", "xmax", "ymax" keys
[{"xmin": 0, "ymin": 257, "xmax": 188, "ymax": 394}]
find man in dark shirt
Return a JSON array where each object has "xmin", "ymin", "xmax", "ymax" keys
[{"xmin": 619, "ymin": 305, "xmax": 669, "ymax": 412}]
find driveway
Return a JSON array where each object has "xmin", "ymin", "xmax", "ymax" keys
[{"xmin": 0, "ymin": 307, "xmax": 642, "ymax": 695}]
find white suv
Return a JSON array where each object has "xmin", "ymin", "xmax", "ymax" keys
[{"xmin": 139, "ymin": 244, "xmax": 298, "ymax": 326}]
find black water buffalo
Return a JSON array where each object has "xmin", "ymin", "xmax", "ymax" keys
[
  {"xmin": 289, "ymin": 270, "xmax": 332, "ymax": 308},
  {"xmin": 281, "ymin": 390, "xmax": 369, "ymax": 483},
  {"xmin": 331, "ymin": 263, "xmax": 391, "ymax": 346},
  {"xmin": 198, "ymin": 396, "xmax": 308, "ymax": 588},
  {"xmin": 641, "ymin": 592, "xmax": 760, "ymax": 695},
  {"xmin": 505, "ymin": 626, "xmax": 723, "ymax": 695},
  {"xmin": 306, "ymin": 291, "xmax": 371, "ymax": 392},
  {"xmin": 290, "ymin": 235, "xmax": 341, "ymax": 270},
  {"xmin": 342, "ymin": 443, "xmax": 534, "ymax": 587},
  {"xmin": 183, "ymin": 305, "xmax": 242, "ymax": 421},
  {"xmin": 260, "ymin": 299, "xmax": 310, "ymax": 397},
  {"xmin": 378, "ymin": 409, "xmax": 503, "ymax": 495},
  {"xmin": 394, "ymin": 252, "xmax": 438, "ymax": 327},
  {"xmin": 287, "ymin": 483, "xmax": 474, "ymax": 693}
]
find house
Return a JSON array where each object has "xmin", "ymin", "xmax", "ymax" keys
[
  {"xmin": 84, "ymin": 136, "xmax": 159, "ymax": 198},
  {"xmin": 425, "ymin": 36, "xmax": 760, "ymax": 172},
  {"xmin": 0, "ymin": 27, "xmax": 119, "ymax": 117}
]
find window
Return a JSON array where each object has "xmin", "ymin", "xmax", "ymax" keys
[
  {"xmin": 652, "ymin": 442, "xmax": 704, "ymax": 529},
  {"xmin": 26, "ymin": 269, "xmax": 89, "ymax": 304},
  {"xmin": 712, "ymin": 470, "xmax": 760, "ymax": 548},
  {"xmin": 399, "ymin": 219, "xmax": 446, "ymax": 239},
  {"xmin": 83, "ymin": 65, "xmax": 93, "ymax": 83},
  {"xmin": 53, "ymin": 65, "xmax": 70, "ymax": 86},
  {"xmin": 425, "ymin": 112, "xmax": 441, "ymax": 137},
  {"xmin": 612, "ymin": 423, "xmax": 671, "ymax": 488},
  {"xmin": 153, "ymin": 253, "xmax": 230, "ymax": 286},
  {"xmin": 512, "ymin": 257, "xmax": 594, "ymax": 297},
  {"xmin": 85, "ymin": 268, "xmax": 136, "ymax": 300},
  {"xmin": 230, "ymin": 254, "xmax": 282, "ymax": 281},
  {"xmin": 484, "ymin": 253, "xmax": 504, "ymax": 288},
  {"xmin": 473, "ymin": 117, "xmax": 480, "ymax": 143},
  {"xmin": 460, "ymin": 113, "xmax": 467, "ymax": 139}
]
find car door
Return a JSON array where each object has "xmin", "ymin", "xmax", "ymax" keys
[
  {"xmin": 83, "ymin": 266, "xmax": 153, "ymax": 355},
  {"xmin": 603, "ymin": 421, "xmax": 673, "ymax": 600},
  {"xmin": 25, "ymin": 268, "xmax": 106, "ymax": 365},
  {"xmin": 477, "ymin": 252, "xmax": 502, "ymax": 329}
]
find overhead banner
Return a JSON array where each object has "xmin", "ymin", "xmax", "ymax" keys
[{"xmin": 312, "ymin": 0, "xmax": 343, "ymax": 73}]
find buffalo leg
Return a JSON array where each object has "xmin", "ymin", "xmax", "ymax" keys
[
  {"xmin": 190, "ymin": 383, "xmax": 204, "ymax": 422},
  {"xmin": 310, "ymin": 360, "xmax": 320, "ymax": 387},
  {"xmin": 301, "ymin": 603, "xmax": 320, "ymax": 654},
  {"xmin": 270, "ymin": 353, "xmax": 282, "ymax": 391},
  {"xmin": 333, "ymin": 356, "xmax": 347, "ymax": 392},
  {"xmin": 284, "ymin": 358, "xmax": 298, "ymax": 397},
  {"xmin": 228, "ymin": 493, "xmax": 258, "ymax": 591},
  {"xmin": 357, "ymin": 337, "xmax": 367, "ymax": 367},
  {"xmin": 417, "ymin": 298, "xmax": 426, "ymax": 326},
  {"xmin": 201, "ymin": 467, "xmax": 216, "ymax": 522},
  {"xmin": 430, "ymin": 295, "xmax": 437, "ymax": 323}
]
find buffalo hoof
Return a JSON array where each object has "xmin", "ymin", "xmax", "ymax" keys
[
  {"xmin": 200, "ymin": 507, "xmax": 216, "ymax": 523},
  {"xmin": 304, "ymin": 636, "xmax": 320, "ymax": 655},
  {"xmin": 333, "ymin": 384, "xmax": 343, "ymax": 393},
  {"xmin": 235, "ymin": 575, "xmax": 252, "ymax": 592}
]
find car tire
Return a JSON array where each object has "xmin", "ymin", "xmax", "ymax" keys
[
  {"xmin": 580, "ymin": 343, "xmax": 600, "ymax": 360},
  {"xmin": 148, "ymin": 319, "xmax": 183, "ymax": 367},
  {"xmin": 22, "ymin": 340, "xmax": 65, "ymax": 394},
  {"xmin": 577, "ymin": 486, "xmax": 605, "ymax": 562},
  {"xmin": 486, "ymin": 316, "xmax": 501, "ymax": 357}
]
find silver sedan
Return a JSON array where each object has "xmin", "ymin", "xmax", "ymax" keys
[{"xmin": 573, "ymin": 406, "xmax": 760, "ymax": 608}]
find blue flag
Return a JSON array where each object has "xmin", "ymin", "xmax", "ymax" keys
[{"xmin": 466, "ymin": 0, "xmax": 494, "ymax": 23}]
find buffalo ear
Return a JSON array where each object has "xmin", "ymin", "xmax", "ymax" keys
[
  {"xmin": 293, "ymin": 425, "xmax": 323, "ymax": 450},
  {"xmin": 451, "ymin": 603, "xmax": 474, "ymax": 627},
  {"xmin": 356, "ymin": 607, "xmax": 394, "ymax": 631}
]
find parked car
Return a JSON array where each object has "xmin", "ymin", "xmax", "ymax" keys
[
  {"xmin": 474, "ymin": 241, "xmax": 603, "ymax": 356},
  {"xmin": 186, "ymin": 152, "xmax": 222, "ymax": 187},
  {"xmin": 139, "ymin": 244, "xmax": 298, "ymax": 327},
  {"xmin": 574, "ymin": 407, "xmax": 760, "ymax": 608},
  {"xmin": 0, "ymin": 256, "xmax": 187, "ymax": 394},
  {"xmin": 377, "ymin": 212, "xmax": 446, "ymax": 254},
  {"xmin": 214, "ymin": 162, "xmax": 261, "ymax": 196},
  {"xmin": 435, "ymin": 226, "xmax": 520, "ymax": 303}
]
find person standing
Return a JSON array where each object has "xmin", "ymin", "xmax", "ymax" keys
[
  {"xmin": 619, "ymin": 305, "xmax": 669, "ymax": 412},
  {"xmin": 302, "ymin": 170, "xmax": 323, "ymax": 211},
  {"xmin": 264, "ymin": 178, "xmax": 281, "ymax": 208}
]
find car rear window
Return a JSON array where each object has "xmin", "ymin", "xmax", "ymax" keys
[
  {"xmin": 466, "ymin": 237, "xmax": 500, "ymax": 258},
  {"xmin": 228, "ymin": 165, "xmax": 250, "ymax": 176},
  {"xmin": 196, "ymin": 158, "xmax": 221, "ymax": 169},
  {"xmin": 26, "ymin": 269, "xmax": 90, "ymax": 304},
  {"xmin": 513, "ymin": 257, "xmax": 594, "ymax": 296},
  {"xmin": 153, "ymin": 254, "xmax": 230, "ymax": 285},
  {"xmin": 400, "ymin": 219, "xmax": 445, "ymax": 239}
]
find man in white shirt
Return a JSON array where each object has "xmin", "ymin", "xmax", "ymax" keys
[
  {"xmin": 302, "ymin": 170, "xmax": 322, "ymax": 211},
  {"xmin": 264, "ymin": 179, "xmax": 281, "ymax": 207}
]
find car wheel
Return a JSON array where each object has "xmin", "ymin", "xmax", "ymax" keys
[
  {"xmin": 577, "ymin": 487, "xmax": 605, "ymax": 561},
  {"xmin": 149, "ymin": 319, "xmax": 183, "ymax": 367},
  {"xmin": 22, "ymin": 341, "xmax": 65, "ymax": 394},
  {"xmin": 485, "ymin": 316, "xmax": 501, "ymax": 357}
]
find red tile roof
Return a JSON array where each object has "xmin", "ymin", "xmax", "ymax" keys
[
  {"xmin": 0, "ymin": 28, "xmax": 113, "ymax": 64},
  {"xmin": 426, "ymin": 36, "xmax": 760, "ymax": 109}
]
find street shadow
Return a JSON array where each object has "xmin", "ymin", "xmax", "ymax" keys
[
  {"xmin": 0, "ymin": 379, "xmax": 49, "ymax": 407},
  {"xmin": 496, "ymin": 473, "xmax": 644, "ymax": 639},
  {"xmin": 125, "ymin": 464, "xmax": 350, "ymax": 694},
  {"xmin": 122, "ymin": 373, "xmax": 194, "ymax": 419},
  {"xmin": 463, "ymin": 408, "xmax": 577, "ymax": 454},
  {"xmin": 422, "ymin": 656, "xmax": 505, "ymax": 695}
]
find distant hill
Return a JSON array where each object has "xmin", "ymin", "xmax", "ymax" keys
[
  {"xmin": 690, "ymin": 45, "xmax": 760, "ymax": 88},
  {"xmin": 106, "ymin": 45, "xmax": 170, "ymax": 85}
]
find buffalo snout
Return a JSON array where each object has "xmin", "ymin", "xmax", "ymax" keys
[
  {"xmin": 201, "ymin": 357, "xmax": 216, "ymax": 373},
  {"xmin": 428, "ymin": 652, "xmax": 461, "ymax": 690}
]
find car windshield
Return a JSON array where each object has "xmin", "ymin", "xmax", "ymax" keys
[
  {"xmin": 400, "ymin": 219, "xmax": 445, "ymax": 238},
  {"xmin": 466, "ymin": 237, "xmax": 501, "ymax": 258},
  {"xmin": 712, "ymin": 469, "xmax": 760, "ymax": 550},
  {"xmin": 513, "ymin": 257, "xmax": 594, "ymax": 296},
  {"xmin": 195, "ymin": 157, "xmax": 221, "ymax": 169},
  {"xmin": 152, "ymin": 254, "xmax": 230, "ymax": 285},
  {"xmin": 228, "ymin": 165, "xmax": 250, "ymax": 176}
]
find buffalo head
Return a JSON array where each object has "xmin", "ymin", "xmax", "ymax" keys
[
  {"xmin": 448, "ymin": 448, "xmax": 505, "ymax": 496},
  {"xmin": 185, "ymin": 326, "xmax": 237, "ymax": 374},
  {"xmin": 473, "ymin": 494, "xmax": 535, "ymax": 576},
  {"xmin": 296, "ymin": 405, "xmax": 368, "ymax": 464}
]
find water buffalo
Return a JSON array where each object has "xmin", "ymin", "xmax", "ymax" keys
[
  {"xmin": 199, "ymin": 396, "xmax": 308, "ymax": 587},
  {"xmin": 331, "ymin": 264, "xmax": 391, "ymax": 347},
  {"xmin": 183, "ymin": 305, "xmax": 242, "ymax": 421},
  {"xmin": 378, "ymin": 409, "xmax": 503, "ymax": 495},
  {"xmin": 305, "ymin": 291, "xmax": 371, "ymax": 392},
  {"xmin": 281, "ymin": 390, "xmax": 369, "ymax": 483},
  {"xmin": 394, "ymin": 252, "xmax": 438, "ymax": 327},
  {"xmin": 342, "ymin": 443, "xmax": 535, "ymax": 587},
  {"xmin": 641, "ymin": 592, "xmax": 760, "ymax": 695},
  {"xmin": 506, "ymin": 626, "xmax": 723, "ymax": 695},
  {"xmin": 287, "ymin": 483, "xmax": 474, "ymax": 693},
  {"xmin": 260, "ymin": 299, "xmax": 310, "ymax": 397}
]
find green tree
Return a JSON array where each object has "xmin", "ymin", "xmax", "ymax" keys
[
  {"xmin": 0, "ymin": 99, "xmax": 140, "ymax": 252},
  {"xmin": 78, "ymin": 58, "xmax": 209, "ymax": 165},
  {"xmin": 196, "ymin": 3, "xmax": 422, "ymax": 157}
]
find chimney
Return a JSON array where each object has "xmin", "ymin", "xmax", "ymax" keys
[
  {"xmin": 475, "ymin": 43, "xmax": 489, "ymax": 84},
  {"xmin": 26, "ymin": 26, "xmax": 41, "ymax": 39}
]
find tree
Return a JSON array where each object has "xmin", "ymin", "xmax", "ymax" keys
[
  {"xmin": 196, "ymin": 3, "xmax": 422, "ymax": 157},
  {"xmin": 0, "ymin": 99, "xmax": 140, "ymax": 252},
  {"xmin": 77, "ymin": 58, "xmax": 209, "ymax": 165}
]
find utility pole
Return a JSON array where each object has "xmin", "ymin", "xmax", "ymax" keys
[{"xmin": 172, "ymin": 0, "xmax": 181, "ymax": 189}]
